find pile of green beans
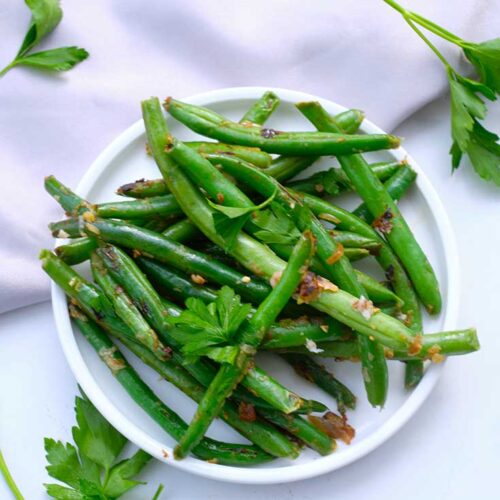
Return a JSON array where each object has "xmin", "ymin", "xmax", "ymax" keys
[{"xmin": 41, "ymin": 91, "xmax": 479, "ymax": 465}]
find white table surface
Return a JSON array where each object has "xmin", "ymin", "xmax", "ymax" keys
[{"xmin": 1, "ymin": 94, "xmax": 499, "ymax": 500}]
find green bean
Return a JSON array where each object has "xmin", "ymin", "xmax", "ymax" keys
[
  {"xmin": 350, "ymin": 164, "xmax": 420, "ymax": 387},
  {"xmin": 353, "ymin": 164, "xmax": 417, "ymax": 221},
  {"xmin": 137, "ymin": 256, "xmax": 219, "ymax": 304},
  {"xmin": 331, "ymin": 109, "xmax": 365, "ymax": 134},
  {"xmin": 296, "ymin": 190, "xmax": 426, "ymax": 385},
  {"xmin": 96, "ymin": 194, "xmax": 182, "ymax": 220},
  {"xmin": 71, "ymin": 309, "xmax": 275, "ymax": 465},
  {"xmin": 255, "ymin": 109, "xmax": 364, "ymax": 182},
  {"xmin": 55, "ymin": 237, "xmax": 97, "ymax": 265},
  {"xmin": 174, "ymin": 233, "xmax": 314, "ymax": 459},
  {"xmin": 297, "ymin": 101, "xmax": 441, "ymax": 315},
  {"xmin": 164, "ymin": 109, "xmax": 387, "ymax": 404},
  {"xmin": 343, "ymin": 248, "xmax": 370, "ymax": 261},
  {"xmin": 165, "ymin": 98, "xmax": 400, "ymax": 156},
  {"xmin": 279, "ymin": 328, "xmax": 479, "ymax": 360},
  {"xmin": 263, "ymin": 156, "xmax": 319, "ymax": 182},
  {"xmin": 54, "ymin": 217, "xmax": 197, "ymax": 266},
  {"xmin": 282, "ymin": 354, "xmax": 356, "ymax": 414},
  {"xmin": 49, "ymin": 217, "xmax": 272, "ymax": 305},
  {"xmin": 138, "ymin": 255, "xmax": 350, "ymax": 349},
  {"xmin": 354, "ymin": 271, "xmax": 402, "ymax": 305},
  {"xmin": 45, "ymin": 175, "xmax": 93, "ymax": 215},
  {"xmin": 141, "ymin": 98, "xmax": 420, "ymax": 352},
  {"xmin": 40, "ymin": 250, "xmax": 133, "ymax": 338},
  {"xmin": 41, "ymin": 249, "xmax": 321, "ymax": 419},
  {"xmin": 143, "ymin": 217, "xmax": 175, "ymax": 233},
  {"xmin": 204, "ymin": 150, "xmax": 388, "ymax": 407},
  {"xmin": 262, "ymin": 318, "xmax": 352, "ymax": 350},
  {"xmin": 166, "ymin": 136, "xmax": 253, "ymax": 206},
  {"xmin": 90, "ymin": 252, "xmax": 170, "ymax": 361},
  {"xmin": 329, "ymin": 231, "xmax": 381, "ymax": 252},
  {"xmin": 162, "ymin": 218, "xmax": 202, "ymax": 242},
  {"xmin": 81, "ymin": 307, "xmax": 298, "ymax": 459},
  {"xmin": 189, "ymin": 142, "xmax": 272, "ymax": 168},
  {"xmin": 286, "ymin": 161, "xmax": 402, "ymax": 196},
  {"xmin": 257, "ymin": 408, "xmax": 335, "ymax": 456},
  {"xmin": 117, "ymin": 178, "xmax": 170, "ymax": 198},
  {"xmin": 240, "ymin": 91, "xmax": 280, "ymax": 125},
  {"xmin": 98, "ymin": 244, "xmax": 322, "ymax": 417}
]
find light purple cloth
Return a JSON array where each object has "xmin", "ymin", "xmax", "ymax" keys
[{"xmin": 0, "ymin": 0, "xmax": 497, "ymax": 313}]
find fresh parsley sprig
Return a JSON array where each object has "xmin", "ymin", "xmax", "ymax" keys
[
  {"xmin": 207, "ymin": 189, "xmax": 276, "ymax": 247},
  {"xmin": 169, "ymin": 286, "xmax": 251, "ymax": 364},
  {"xmin": 0, "ymin": 449, "xmax": 23, "ymax": 499},
  {"xmin": 44, "ymin": 394, "xmax": 162, "ymax": 499},
  {"xmin": 252, "ymin": 202, "xmax": 301, "ymax": 246},
  {"xmin": 384, "ymin": 0, "xmax": 500, "ymax": 185},
  {"xmin": 0, "ymin": 0, "xmax": 88, "ymax": 78}
]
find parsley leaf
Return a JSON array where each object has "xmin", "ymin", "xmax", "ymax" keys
[
  {"xmin": 104, "ymin": 450, "xmax": 151, "ymax": 498},
  {"xmin": 384, "ymin": 0, "xmax": 500, "ymax": 186},
  {"xmin": 208, "ymin": 190, "xmax": 276, "ymax": 247},
  {"xmin": 72, "ymin": 395, "xmax": 127, "ymax": 472},
  {"xmin": 44, "ymin": 439, "xmax": 89, "ymax": 490},
  {"xmin": 466, "ymin": 120, "xmax": 500, "ymax": 184},
  {"xmin": 449, "ymin": 75, "xmax": 487, "ymax": 151},
  {"xmin": 44, "ymin": 394, "xmax": 158, "ymax": 499},
  {"xmin": 14, "ymin": 47, "xmax": 89, "ymax": 72},
  {"xmin": 45, "ymin": 483, "xmax": 85, "ymax": 499},
  {"xmin": 169, "ymin": 286, "xmax": 251, "ymax": 363},
  {"xmin": 0, "ymin": 1, "xmax": 88, "ymax": 78},
  {"xmin": 252, "ymin": 202, "xmax": 301, "ymax": 245},
  {"xmin": 463, "ymin": 39, "xmax": 500, "ymax": 95},
  {"xmin": 18, "ymin": 0, "xmax": 63, "ymax": 57},
  {"xmin": 448, "ymin": 73, "xmax": 500, "ymax": 184}
]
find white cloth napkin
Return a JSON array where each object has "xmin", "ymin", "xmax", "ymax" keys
[{"xmin": 0, "ymin": 0, "xmax": 497, "ymax": 314}]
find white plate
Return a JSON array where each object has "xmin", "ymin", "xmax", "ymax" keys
[{"xmin": 51, "ymin": 87, "xmax": 459, "ymax": 484}]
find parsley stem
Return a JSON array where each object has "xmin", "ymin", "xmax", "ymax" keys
[
  {"xmin": 382, "ymin": 0, "xmax": 408, "ymax": 17},
  {"xmin": 383, "ymin": 0, "xmax": 464, "ymax": 47},
  {"xmin": 403, "ymin": 17, "xmax": 452, "ymax": 71},
  {"xmin": 407, "ymin": 12, "xmax": 465, "ymax": 46},
  {"xmin": 0, "ymin": 449, "xmax": 23, "ymax": 500},
  {"xmin": 0, "ymin": 61, "xmax": 16, "ymax": 78},
  {"xmin": 152, "ymin": 483, "xmax": 165, "ymax": 500}
]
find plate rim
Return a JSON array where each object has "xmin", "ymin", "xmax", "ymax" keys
[{"xmin": 51, "ymin": 86, "xmax": 460, "ymax": 484}]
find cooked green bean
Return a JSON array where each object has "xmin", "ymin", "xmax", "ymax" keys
[
  {"xmin": 174, "ymin": 232, "xmax": 314, "ymax": 459},
  {"xmin": 200, "ymin": 149, "xmax": 388, "ymax": 406},
  {"xmin": 55, "ymin": 237, "xmax": 97, "ymax": 265},
  {"xmin": 96, "ymin": 194, "xmax": 182, "ymax": 220},
  {"xmin": 165, "ymin": 98, "xmax": 400, "ymax": 156},
  {"xmin": 240, "ymin": 91, "xmax": 280, "ymax": 125},
  {"xmin": 297, "ymin": 101, "xmax": 441, "ymax": 315},
  {"xmin": 278, "ymin": 328, "xmax": 479, "ymax": 360},
  {"xmin": 91, "ymin": 252, "xmax": 170, "ymax": 361},
  {"xmin": 286, "ymin": 161, "xmax": 402, "ymax": 196},
  {"xmin": 282, "ymin": 354, "xmax": 356, "ymax": 414},
  {"xmin": 141, "ymin": 98, "xmax": 421, "ymax": 352},
  {"xmin": 49, "ymin": 217, "xmax": 272, "ymax": 305},
  {"xmin": 352, "ymin": 164, "xmax": 417, "ymax": 221},
  {"xmin": 257, "ymin": 408, "xmax": 335, "ymax": 456},
  {"xmin": 72, "ymin": 309, "xmax": 275, "ymax": 465}
]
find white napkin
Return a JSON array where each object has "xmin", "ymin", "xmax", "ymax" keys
[{"xmin": 0, "ymin": 0, "xmax": 498, "ymax": 314}]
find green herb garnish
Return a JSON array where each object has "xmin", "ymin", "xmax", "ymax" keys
[
  {"xmin": 252, "ymin": 202, "xmax": 301, "ymax": 245},
  {"xmin": 0, "ymin": 449, "xmax": 23, "ymax": 499},
  {"xmin": 169, "ymin": 286, "xmax": 251, "ymax": 364},
  {"xmin": 208, "ymin": 190, "xmax": 276, "ymax": 247},
  {"xmin": 44, "ymin": 394, "xmax": 161, "ymax": 499},
  {"xmin": 384, "ymin": 0, "xmax": 500, "ymax": 185},
  {"xmin": 0, "ymin": 0, "xmax": 88, "ymax": 78}
]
